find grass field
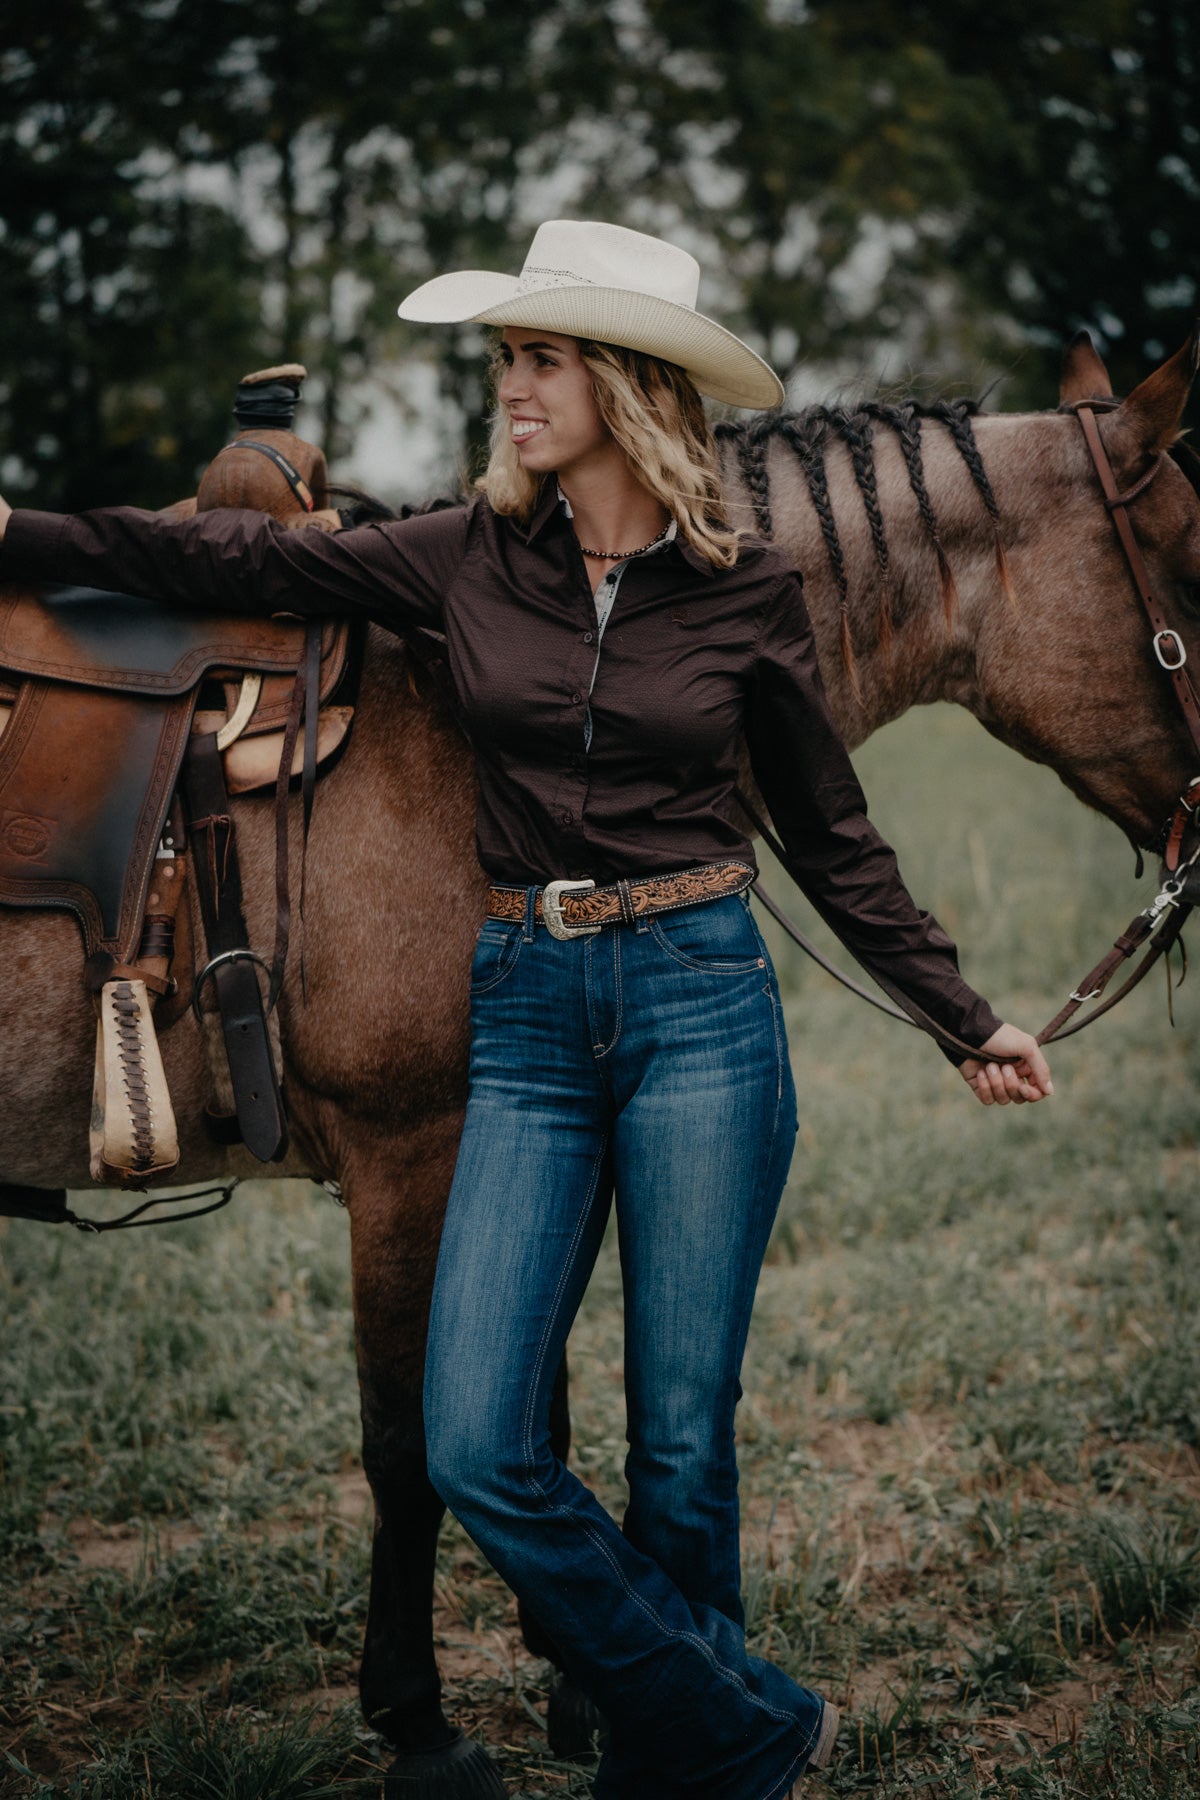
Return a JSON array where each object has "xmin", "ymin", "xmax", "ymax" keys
[{"xmin": 4, "ymin": 704, "xmax": 1200, "ymax": 1797}]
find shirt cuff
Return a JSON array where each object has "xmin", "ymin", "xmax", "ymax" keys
[
  {"xmin": 938, "ymin": 992, "xmax": 1004, "ymax": 1066},
  {"xmin": 1, "ymin": 509, "xmax": 70, "ymax": 582}
]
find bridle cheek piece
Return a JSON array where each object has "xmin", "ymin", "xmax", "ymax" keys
[{"xmin": 1003, "ymin": 403, "xmax": 1200, "ymax": 1044}]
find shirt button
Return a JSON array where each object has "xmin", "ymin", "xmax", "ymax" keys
[
  {"xmin": 560, "ymin": 811, "xmax": 572, "ymax": 826},
  {"xmin": 571, "ymin": 690, "xmax": 584, "ymax": 705},
  {"xmin": 583, "ymin": 631, "xmax": 594, "ymax": 644}
]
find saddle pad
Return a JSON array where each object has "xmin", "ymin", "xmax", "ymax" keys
[
  {"xmin": 0, "ymin": 680, "xmax": 194, "ymax": 959},
  {"xmin": 0, "ymin": 584, "xmax": 319, "ymax": 694}
]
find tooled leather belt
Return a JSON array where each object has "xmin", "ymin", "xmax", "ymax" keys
[{"xmin": 486, "ymin": 859, "xmax": 755, "ymax": 941}]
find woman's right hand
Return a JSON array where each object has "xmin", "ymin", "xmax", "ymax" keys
[{"xmin": 0, "ymin": 495, "xmax": 10, "ymax": 542}]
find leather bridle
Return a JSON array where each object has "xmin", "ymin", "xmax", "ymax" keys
[{"xmin": 747, "ymin": 397, "xmax": 1200, "ymax": 1062}]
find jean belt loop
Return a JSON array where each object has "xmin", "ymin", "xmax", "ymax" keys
[{"xmin": 522, "ymin": 884, "xmax": 539, "ymax": 943}]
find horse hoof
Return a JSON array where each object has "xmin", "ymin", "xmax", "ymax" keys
[
  {"xmin": 383, "ymin": 1729, "xmax": 507, "ymax": 1797},
  {"xmin": 545, "ymin": 1677, "xmax": 608, "ymax": 1759}
]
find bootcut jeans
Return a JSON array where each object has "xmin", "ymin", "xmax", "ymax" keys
[{"xmin": 423, "ymin": 892, "xmax": 829, "ymax": 1799}]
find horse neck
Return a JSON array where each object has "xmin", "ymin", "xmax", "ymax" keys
[{"xmin": 724, "ymin": 407, "xmax": 1049, "ymax": 749}]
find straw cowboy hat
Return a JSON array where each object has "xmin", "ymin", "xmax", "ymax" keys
[{"xmin": 397, "ymin": 219, "xmax": 784, "ymax": 410}]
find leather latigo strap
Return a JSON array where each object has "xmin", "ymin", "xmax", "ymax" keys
[
  {"xmin": 488, "ymin": 859, "xmax": 755, "ymax": 929},
  {"xmin": 183, "ymin": 730, "xmax": 288, "ymax": 1161}
]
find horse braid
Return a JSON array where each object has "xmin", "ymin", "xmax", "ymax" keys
[
  {"xmin": 893, "ymin": 405, "xmax": 959, "ymax": 627},
  {"xmin": 930, "ymin": 401, "xmax": 1016, "ymax": 608},
  {"xmin": 834, "ymin": 408, "xmax": 894, "ymax": 653},
  {"xmin": 779, "ymin": 411, "xmax": 861, "ymax": 704},
  {"xmin": 719, "ymin": 416, "xmax": 774, "ymax": 537}
]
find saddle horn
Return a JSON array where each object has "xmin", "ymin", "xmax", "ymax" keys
[{"xmin": 233, "ymin": 363, "xmax": 308, "ymax": 432}]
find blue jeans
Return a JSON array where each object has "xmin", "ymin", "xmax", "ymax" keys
[{"xmin": 423, "ymin": 894, "xmax": 826, "ymax": 1799}]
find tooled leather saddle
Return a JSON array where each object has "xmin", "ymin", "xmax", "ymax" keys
[
  {"xmin": 0, "ymin": 365, "xmax": 356, "ymax": 1189},
  {"xmin": 0, "ymin": 590, "xmax": 351, "ymax": 964}
]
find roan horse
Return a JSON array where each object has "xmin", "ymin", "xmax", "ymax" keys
[{"xmin": 2, "ymin": 327, "xmax": 1199, "ymax": 1795}]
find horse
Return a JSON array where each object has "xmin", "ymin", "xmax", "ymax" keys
[{"xmin": 1, "ymin": 325, "xmax": 1198, "ymax": 1795}]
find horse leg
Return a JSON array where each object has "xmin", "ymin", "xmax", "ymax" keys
[{"xmin": 342, "ymin": 1115, "xmax": 505, "ymax": 1798}]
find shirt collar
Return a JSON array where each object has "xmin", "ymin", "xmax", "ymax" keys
[{"xmin": 524, "ymin": 479, "xmax": 563, "ymax": 543}]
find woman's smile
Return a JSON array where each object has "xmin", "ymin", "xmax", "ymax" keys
[{"xmin": 497, "ymin": 327, "xmax": 614, "ymax": 476}]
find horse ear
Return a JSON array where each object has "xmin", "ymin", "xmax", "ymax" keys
[
  {"xmin": 1110, "ymin": 322, "xmax": 1200, "ymax": 461},
  {"xmin": 1060, "ymin": 329, "xmax": 1113, "ymax": 403}
]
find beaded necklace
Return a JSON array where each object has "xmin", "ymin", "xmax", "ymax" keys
[{"xmin": 577, "ymin": 523, "xmax": 672, "ymax": 560}]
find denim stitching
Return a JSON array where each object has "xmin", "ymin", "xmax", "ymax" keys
[
  {"xmin": 592, "ymin": 926, "xmax": 624, "ymax": 1059},
  {"xmin": 469, "ymin": 925, "xmax": 524, "ymax": 995},
  {"xmin": 749, "ymin": 917, "xmax": 787, "ymax": 1108},
  {"xmin": 765, "ymin": 1738, "xmax": 817, "ymax": 1799},
  {"xmin": 762, "ymin": 978, "xmax": 785, "ymax": 1106},
  {"xmin": 648, "ymin": 916, "xmax": 764, "ymax": 976},
  {"xmin": 584, "ymin": 935, "xmax": 599, "ymax": 1049},
  {"xmin": 532, "ymin": 1493, "xmax": 800, "ymax": 1727},
  {"xmin": 520, "ymin": 1134, "xmax": 610, "ymax": 1478}
]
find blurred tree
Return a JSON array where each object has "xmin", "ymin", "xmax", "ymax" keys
[
  {"xmin": 205, "ymin": 0, "xmax": 635, "ymax": 472},
  {"xmin": 800, "ymin": 0, "xmax": 1200, "ymax": 405},
  {"xmin": 0, "ymin": 0, "xmax": 270, "ymax": 508},
  {"xmin": 0, "ymin": 0, "xmax": 644, "ymax": 497}
]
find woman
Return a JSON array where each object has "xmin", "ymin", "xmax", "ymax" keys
[{"xmin": 0, "ymin": 220, "xmax": 1051, "ymax": 1798}]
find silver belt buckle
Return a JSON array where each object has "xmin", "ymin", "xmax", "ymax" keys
[{"xmin": 541, "ymin": 877, "xmax": 600, "ymax": 940}]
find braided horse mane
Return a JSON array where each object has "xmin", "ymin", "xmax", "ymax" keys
[{"xmin": 716, "ymin": 402, "xmax": 1015, "ymax": 700}]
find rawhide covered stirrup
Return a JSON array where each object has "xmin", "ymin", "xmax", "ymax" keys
[
  {"xmin": 89, "ymin": 977, "xmax": 180, "ymax": 1185},
  {"xmin": 88, "ymin": 806, "xmax": 190, "ymax": 1185}
]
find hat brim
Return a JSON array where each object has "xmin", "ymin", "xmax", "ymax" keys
[{"xmin": 398, "ymin": 272, "xmax": 784, "ymax": 411}]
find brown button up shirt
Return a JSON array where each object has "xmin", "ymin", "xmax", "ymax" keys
[{"xmin": 0, "ymin": 488, "xmax": 1001, "ymax": 1048}]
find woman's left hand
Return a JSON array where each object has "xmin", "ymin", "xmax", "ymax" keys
[
  {"xmin": 959, "ymin": 1024, "xmax": 1053, "ymax": 1106},
  {"xmin": 284, "ymin": 508, "xmax": 343, "ymax": 533}
]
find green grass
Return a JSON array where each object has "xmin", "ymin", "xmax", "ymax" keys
[
  {"xmin": 6, "ymin": 705, "xmax": 1200, "ymax": 1795},
  {"xmin": 3, "ymin": 1703, "xmax": 377, "ymax": 1798}
]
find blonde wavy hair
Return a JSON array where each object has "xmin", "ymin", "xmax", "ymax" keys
[{"xmin": 476, "ymin": 337, "xmax": 742, "ymax": 569}]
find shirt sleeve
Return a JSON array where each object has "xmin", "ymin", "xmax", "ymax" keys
[
  {"xmin": 0, "ymin": 501, "xmax": 472, "ymax": 633},
  {"xmin": 743, "ymin": 569, "xmax": 1002, "ymax": 1058}
]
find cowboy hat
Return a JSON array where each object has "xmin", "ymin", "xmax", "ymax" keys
[{"xmin": 397, "ymin": 219, "xmax": 784, "ymax": 410}]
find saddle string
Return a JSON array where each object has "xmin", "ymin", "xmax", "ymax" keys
[
  {"xmin": 269, "ymin": 619, "xmax": 322, "ymax": 1009},
  {"xmin": 69, "ymin": 1173, "xmax": 241, "ymax": 1231},
  {"xmin": 69, "ymin": 1179, "xmax": 241, "ymax": 1232},
  {"xmin": 2, "ymin": 1178, "xmax": 245, "ymax": 1233}
]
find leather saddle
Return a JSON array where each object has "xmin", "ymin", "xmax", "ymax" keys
[
  {"xmin": 0, "ymin": 588, "xmax": 351, "ymax": 962},
  {"xmin": 0, "ymin": 365, "xmax": 356, "ymax": 1187}
]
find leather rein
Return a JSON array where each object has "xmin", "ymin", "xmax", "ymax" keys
[{"xmin": 747, "ymin": 398, "xmax": 1200, "ymax": 1063}]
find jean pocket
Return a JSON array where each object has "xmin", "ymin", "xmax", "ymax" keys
[
  {"xmin": 469, "ymin": 921, "xmax": 525, "ymax": 994},
  {"xmin": 648, "ymin": 897, "xmax": 767, "ymax": 975}
]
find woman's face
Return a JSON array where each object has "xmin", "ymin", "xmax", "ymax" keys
[{"xmin": 496, "ymin": 328, "xmax": 615, "ymax": 480}]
